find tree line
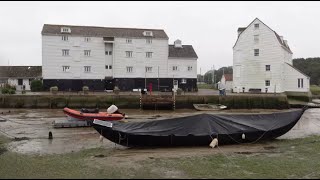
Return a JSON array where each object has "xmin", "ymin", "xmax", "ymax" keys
[
  {"xmin": 292, "ymin": 57, "xmax": 320, "ymax": 85},
  {"xmin": 197, "ymin": 57, "xmax": 320, "ymax": 85}
]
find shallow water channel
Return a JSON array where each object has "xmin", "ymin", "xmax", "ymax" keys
[{"xmin": 0, "ymin": 108, "xmax": 319, "ymax": 155}]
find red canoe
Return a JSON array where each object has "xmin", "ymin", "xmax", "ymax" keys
[{"xmin": 63, "ymin": 107, "xmax": 125, "ymax": 121}]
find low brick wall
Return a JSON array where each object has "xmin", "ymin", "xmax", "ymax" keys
[{"xmin": 0, "ymin": 94, "xmax": 289, "ymax": 109}]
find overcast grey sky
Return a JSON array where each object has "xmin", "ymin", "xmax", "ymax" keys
[{"xmin": 1, "ymin": 1, "xmax": 320, "ymax": 74}]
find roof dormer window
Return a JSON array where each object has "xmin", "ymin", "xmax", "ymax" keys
[
  {"xmin": 61, "ymin": 27, "xmax": 71, "ymax": 33},
  {"xmin": 143, "ymin": 31, "xmax": 153, "ymax": 37}
]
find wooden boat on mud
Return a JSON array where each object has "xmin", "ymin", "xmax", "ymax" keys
[
  {"xmin": 92, "ymin": 108, "xmax": 306, "ymax": 147},
  {"xmin": 63, "ymin": 107, "xmax": 125, "ymax": 124},
  {"xmin": 193, "ymin": 104, "xmax": 227, "ymax": 111}
]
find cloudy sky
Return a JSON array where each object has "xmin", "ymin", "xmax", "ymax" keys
[{"xmin": 1, "ymin": 1, "xmax": 320, "ymax": 74}]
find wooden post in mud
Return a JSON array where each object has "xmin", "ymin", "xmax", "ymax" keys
[
  {"xmin": 140, "ymin": 89, "xmax": 142, "ymax": 110},
  {"xmin": 48, "ymin": 131, "xmax": 53, "ymax": 139}
]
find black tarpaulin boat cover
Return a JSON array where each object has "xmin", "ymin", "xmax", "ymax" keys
[{"xmin": 110, "ymin": 109, "xmax": 304, "ymax": 136}]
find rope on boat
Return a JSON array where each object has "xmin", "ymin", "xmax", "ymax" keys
[{"xmin": 209, "ymin": 134, "xmax": 240, "ymax": 168}]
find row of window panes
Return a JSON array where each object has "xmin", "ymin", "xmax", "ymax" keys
[
  {"xmin": 62, "ymin": 49, "xmax": 91, "ymax": 56},
  {"xmin": 265, "ymin": 79, "xmax": 304, "ymax": 88},
  {"xmin": 298, "ymin": 78, "xmax": 304, "ymax": 88},
  {"xmin": 62, "ymin": 66, "xmax": 91, "ymax": 72},
  {"xmin": 125, "ymin": 38, "xmax": 152, "ymax": 44},
  {"xmin": 125, "ymin": 66, "xmax": 193, "ymax": 73},
  {"xmin": 105, "ymin": 65, "xmax": 112, "ymax": 69},
  {"xmin": 61, "ymin": 36, "xmax": 91, "ymax": 42},
  {"xmin": 105, "ymin": 51, "xmax": 112, "ymax": 55},
  {"xmin": 125, "ymin": 51, "xmax": 153, "ymax": 58}
]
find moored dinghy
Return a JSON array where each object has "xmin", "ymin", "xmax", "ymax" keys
[
  {"xmin": 92, "ymin": 108, "xmax": 306, "ymax": 147},
  {"xmin": 63, "ymin": 105, "xmax": 125, "ymax": 124}
]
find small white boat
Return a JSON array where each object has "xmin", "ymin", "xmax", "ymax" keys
[{"xmin": 193, "ymin": 104, "xmax": 227, "ymax": 111}]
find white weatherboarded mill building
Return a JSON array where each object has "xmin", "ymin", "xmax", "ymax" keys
[
  {"xmin": 233, "ymin": 18, "xmax": 310, "ymax": 93},
  {"xmin": 41, "ymin": 25, "xmax": 198, "ymax": 91}
]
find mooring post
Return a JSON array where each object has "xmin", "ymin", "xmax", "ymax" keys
[
  {"xmin": 140, "ymin": 90, "xmax": 142, "ymax": 110},
  {"xmin": 48, "ymin": 131, "xmax": 53, "ymax": 139}
]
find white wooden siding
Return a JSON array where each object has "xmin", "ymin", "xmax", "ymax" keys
[
  {"xmin": 112, "ymin": 37, "xmax": 169, "ymax": 78},
  {"xmin": 233, "ymin": 18, "xmax": 308, "ymax": 93},
  {"xmin": 284, "ymin": 63, "xmax": 310, "ymax": 92},
  {"xmin": 167, "ymin": 58, "xmax": 197, "ymax": 78},
  {"xmin": 42, "ymin": 35, "xmax": 106, "ymax": 79}
]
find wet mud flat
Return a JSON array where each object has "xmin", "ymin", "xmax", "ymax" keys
[{"xmin": 0, "ymin": 108, "xmax": 319, "ymax": 156}]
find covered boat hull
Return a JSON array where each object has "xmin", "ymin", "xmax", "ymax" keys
[{"xmin": 93, "ymin": 108, "xmax": 306, "ymax": 147}]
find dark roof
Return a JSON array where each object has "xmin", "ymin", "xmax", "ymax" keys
[
  {"xmin": 274, "ymin": 31, "xmax": 293, "ymax": 54},
  {"xmin": 285, "ymin": 63, "xmax": 310, "ymax": 78},
  {"xmin": 42, "ymin": 24, "xmax": 169, "ymax": 39},
  {"xmin": 0, "ymin": 66, "xmax": 42, "ymax": 78},
  {"xmin": 223, "ymin": 74, "xmax": 233, "ymax": 81},
  {"xmin": 237, "ymin": 27, "xmax": 246, "ymax": 32},
  {"xmin": 168, "ymin": 45, "xmax": 198, "ymax": 59},
  {"xmin": 233, "ymin": 18, "xmax": 293, "ymax": 54}
]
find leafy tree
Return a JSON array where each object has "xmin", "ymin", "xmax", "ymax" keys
[{"xmin": 31, "ymin": 80, "xmax": 43, "ymax": 92}]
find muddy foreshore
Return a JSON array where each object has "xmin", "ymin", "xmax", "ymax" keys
[{"xmin": 0, "ymin": 108, "xmax": 319, "ymax": 156}]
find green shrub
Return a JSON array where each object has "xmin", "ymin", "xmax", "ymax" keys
[
  {"xmin": 1, "ymin": 84, "xmax": 16, "ymax": 94},
  {"xmin": 176, "ymin": 88, "xmax": 183, "ymax": 95},
  {"xmin": 31, "ymin": 80, "xmax": 43, "ymax": 92},
  {"xmin": 82, "ymin": 86, "xmax": 89, "ymax": 95},
  {"xmin": 310, "ymin": 85, "xmax": 320, "ymax": 95},
  {"xmin": 114, "ymin": 86, "xmax": 120, "ymax": 95},
  {"xmin": 50, "ymin": 86, "xmax": 58, "ymax": 94},
  {"xmin": 1, "ymin": 88, "xmax": 9, "ymax": 94}
]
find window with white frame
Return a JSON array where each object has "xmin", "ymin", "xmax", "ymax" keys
[
  {"xmin": 172, "ymin": 66, "xmax": 178, "ymax": 71},
  {"xmin": 62, "ymin": 66, "xmax": 70, "ymax": 72},
  {"xmin": 61, "ymin": 27, "xmax": 71, "ymax": 33},
  {"xmin": 254, "ymin": 23, "xmax": 259, "ymax": 29},
  {"xmin": 84, "ymin": 50, "xmax": 91, "ymax": 56},
  {"xmin": 109, "ymin": 51, "xmax": 112, "ymax": 55},
  {"xmin": 254, "ymin": 49, "xmax": 259, "ymax": 56},
  {"xmin": 298, "ymin": 78, "xmax": 304, "ymax": 88},
  {"xmin": 105, "ymin": 65, "xmax": 112, "ymax": 69},
  {"xmin": 126, "ymin": 38, "xmax": 132, "ymax": 44},
  {"xmin": 84, "ymin": 66, "xmax": 91, "ymax": 73},
  {"xmin": 126, "ymin": 51, "xmax": 133, "ymax": 58},
  {"xmin": 145, "ymin": 66, "xmax": 152, "ymax": 72},
  {"xmin": 126, "ymin": 66, "xmax": 133, "ymax": 73},
  {"xmin": 105, "ymin": 51, "xmax": 109, "ymax": 55},
  {"xmin": 144, "ymin": 31, "xmax": 153, "ymax": 36},
  {"xmin": 84, "ymin": 37, "xmax": 91, "ymax": 42},
  {"xmin": 146, "ymin": 52, "xmax": 153, "ymax": 58},
  {"xmin": 266, "ymin": 65, "xmax": 270, "ymax": 71},
  {"xmin": 62, "ymin": 35, "xmax": 68, "ymax": 41},
  {"xmin": 254, "ymin": 35, "xmax": 259, "ymax": 43},
  {"xmin": 146, "ymin": 38, "xmax": 152, "ymax": 44},
  {"xmin": 265, "ymin": 80, "xmax": 270, "ymax": 86},
  {"xmin": 188, "ymin": 66, "xmax": 193, "ymax": 71},
  {"xmin": 62, "ymin": 49, "xmax": 69, "ymax": 56}
]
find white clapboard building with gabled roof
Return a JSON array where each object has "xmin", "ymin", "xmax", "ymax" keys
[
  {"xmin": 41, "ymin": 24, "xmax": 198, "ymax": 91},
  {"xmin": 233, "ymin": 18, "xmax": 310, "ymax": 93}
]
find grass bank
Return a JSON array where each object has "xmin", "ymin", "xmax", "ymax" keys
[
  {"xmin": 311, "ymin": 85, "xmax": 320, "ymax": 95},
  {"xmin": 1, "ymin": 135, "xmax": 320, "ymax": 178}
]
